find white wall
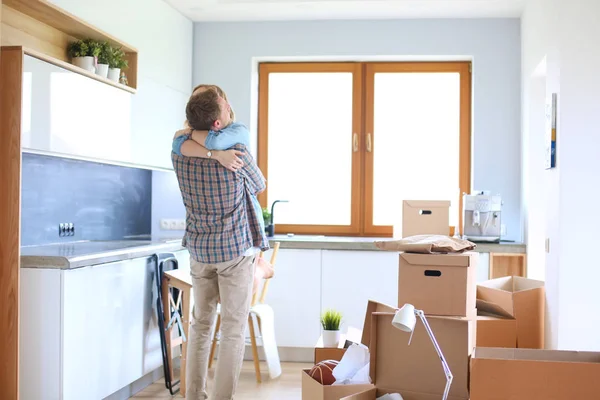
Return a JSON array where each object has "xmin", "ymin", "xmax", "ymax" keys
[
  {"xmin": 192, "ymin": 18, "xmax": 523, "ymax": 241},
  {"xmin": 522, "ymin": 0, "xmax": 600, "ymax": 351},
  {"xmin": 48, "ymin": 0, "xmax": 193, "ymax": 238}
]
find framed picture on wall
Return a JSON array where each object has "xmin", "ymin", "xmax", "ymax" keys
[{"xmin": 545, "ymin": 92, "xmax": 557, "ymax": 169}]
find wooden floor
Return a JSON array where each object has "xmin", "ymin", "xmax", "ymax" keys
[{"xmin": 131, "ymin": 361, "xmax": 310, "ymax": 399}]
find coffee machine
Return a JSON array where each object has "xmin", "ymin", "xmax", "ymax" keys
[{"xmin": 462, "ymin": 191, "xmax": 502, "ymax": 242}]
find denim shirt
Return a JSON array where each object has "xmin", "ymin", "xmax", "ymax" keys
[{"xmin": 172, "ymin": 123, "xmax": 265, "ymax": 233}]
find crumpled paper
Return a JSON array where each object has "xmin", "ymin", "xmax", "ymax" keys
[
  {"xmin": 332, "ymin": 343, "xmax": 371, "ymax": 385},
  {"xmin": 377, "ymin": 394, "xmax": 404, "ymax": 400}
]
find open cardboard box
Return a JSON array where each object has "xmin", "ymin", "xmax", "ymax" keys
[
  {"xmin": 399, "ymin": 252, "xmax": 478, "ymax": 317},
  {"xmin": 476, "ymin": 276, "xmax": 544, "ymax": 348},
  {"xmin": 470, "ymin": 347, "xmax": 600, "ymax": 399},
  {"xmin": 342, "ymin": 311, "xmax": 474, "ymax": 400},
  {"xmin": 303, "ymin": 312, "xmax": 384, "ymax": 399}
]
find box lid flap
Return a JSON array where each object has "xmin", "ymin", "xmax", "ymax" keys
[
  {"xmin": 370, "ymin": 312, "xmax": 472, "ymax": 398},
  {"xmin": 400, "ymin": 252, "xmax": 473, "ymax": 267},
  {"xmin": 475, "ymin": 299, "xmax": 514, "ymax": 318},
  {"xmin": 340, "ymin": 388, "xmax": 376, "ymax": 400},
  {"xmin": 472, "ymin": 347, "xmax": 600, "ymax": 364},
  {"xmin": 361, "ymin": 301, "xmax": 397, "ymax": 347},
  {"xmin": 404, "ymin": 200, "xmax": 451, "ymax": 208}
]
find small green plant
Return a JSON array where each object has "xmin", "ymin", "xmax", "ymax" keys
[
  {"xmin": 82, "ymin": 38, "xmax": 102, "ymax": 58},
  {"xmin": 67, "ymin": 40, "xmax": 88, "ymax": 58},
  {"xmin": 321, "ymin": 309, "xmax": 342, "ymax": 331},
  {"xmin": 97, "ymin": 41, "xmax": 112, "ymax": 65},
  {"xmin": 262, "ymin": 207, "xmax": 272, "ymax": 225},
  {"xmin": 108, "ymin": 47, "xmax": 128, "ymax": 70}
]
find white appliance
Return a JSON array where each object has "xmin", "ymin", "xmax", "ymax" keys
[{"xmin": 462, "ymin": 191, "xmax": 502, "ymax": 242}]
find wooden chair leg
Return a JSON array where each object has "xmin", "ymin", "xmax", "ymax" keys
[
  {"xmin": 208, "ymin": 314, "xmax": 221, "ymax": 369},
  {"xmin": 247, "ymin": 314, "xmax": 261, "ymax": 383},
  {"xmin": 180, "ymin": 288, "xmax": 191, "ymax": 398}
]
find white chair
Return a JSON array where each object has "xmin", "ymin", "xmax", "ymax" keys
[{"xmin": 208, "ymin": 242, "xmax": 282, "ymax": 382}]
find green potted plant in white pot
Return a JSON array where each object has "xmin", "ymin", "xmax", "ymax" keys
[
  {"xmin": 67, "ymin": 39, "xmax": 93, "ymax": 72},
  {"xmin": 107, "ymin": 47, "xmax": 128, "ymax": 83},
  {"xmin": 95, "ymin": 41, "xmax": 111, "ymax": 79},
  {"xmin": 321, "ymin": 309, "xmax": 343, "ymax": 347}
]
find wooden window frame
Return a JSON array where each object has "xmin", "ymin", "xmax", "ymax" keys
[{"xmin": 257, "ymin": 61, "xmax": 471, "ymax": 237}]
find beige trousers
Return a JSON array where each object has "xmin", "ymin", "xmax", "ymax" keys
[{"xmin": 185, "ymin": 254, "xmax": 256, "ymax": 400}]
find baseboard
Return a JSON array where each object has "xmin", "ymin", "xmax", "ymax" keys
[
  {"xmin": 242, "ymin": 345, "xmax": 313, "ymax": 363},
  {"xmin": 103, "ymin": 367, "xmax": 165, "ymax": 400}
]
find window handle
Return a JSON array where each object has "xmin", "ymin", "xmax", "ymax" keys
[
  {"xmin": 366, "ymin": 133, "xmax": 372, "ymax": 152},
  {"xmin": 353, "ymin": 133, "xmax": 358, "ymax": 152}
]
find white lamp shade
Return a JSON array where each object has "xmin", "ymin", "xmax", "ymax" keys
[{"xmin": 392, "ymin": 304, "xmax": 416, "ymax": 332}]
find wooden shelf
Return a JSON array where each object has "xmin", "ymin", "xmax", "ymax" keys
[
  {"xmin": 1, "ymin": 0, "xmax": 138, "ymax": 91},
  {"xmin": 22, "ymin": 46, "xmax": 136, "ymax": 94}
]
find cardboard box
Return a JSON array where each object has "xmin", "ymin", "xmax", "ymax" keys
[
  {"xmin": 343, "ymin": 311, "xmax": 474, "ymax": 400},
  {"xmin": 470, "ymin": 347, "xmax": 600, "ymax": 399},
  {"xmin": 398, "ymin": 252, "xmax": 478, "ymax": 317},
  {"xmin": 361, "ymin": 300, "xmax": 397, "ymax": 348},
  {"xmin": 394, "ymin": 200, "xmax": 451, "ymax": 239},
  {"xmin": 476, "ymin": 276, "xmax": 544, "ymax": 349},
  {"xmin": 302, "ymin": 369, "xmax": 374, "ymax": 400},
  {"xmin": 475, "ymin": 315, "xmax": 517, "ymax": 348}
]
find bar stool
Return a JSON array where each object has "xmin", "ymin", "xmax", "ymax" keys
[{"xmin": 161, "ymin": 268, "xmax": 193, "ymax": 397}]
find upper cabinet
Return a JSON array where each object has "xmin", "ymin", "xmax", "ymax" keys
[
  {"xmin": 21, "ymin": 54, "xmax": 134, "ymax": 164},
  {"xmin": 1, "ymin": 0, "xmax": 138, "ymax": 93}
]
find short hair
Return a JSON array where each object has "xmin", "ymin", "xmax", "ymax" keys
[
  {"xmin": 192, "ymin": 84, "xmax": 235, "ymax": 121},
  {"xmin": 186, "ymin": 89, "xmax": 221, "ymax": 131}
]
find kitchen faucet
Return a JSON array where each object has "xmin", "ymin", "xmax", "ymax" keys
[{"xmin": 265, "ymin": 200, "xmax": 288, "ymax": 237}]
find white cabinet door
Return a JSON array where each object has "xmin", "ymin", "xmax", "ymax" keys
[
  {"xmin": 260, "ymin": 249, "xmax": 322, "ymax": 348},
  {"xmin": 62, "ymin": 258, "xmax": 148, "ymax": 400},
  {"xmin": 22, "ymin": 55, "xmax": 133, "ymax": 166},
  {"xmin": 321, "ymin": 250, "xmax": 399, "ymax": 333}
]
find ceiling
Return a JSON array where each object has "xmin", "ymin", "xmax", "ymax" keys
[{"xmin": 164, "ymin": 0, "xmax": 526, "ymax": 22}]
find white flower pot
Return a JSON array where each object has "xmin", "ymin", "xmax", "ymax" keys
[
  {"xmin": 72, "ymin": 56, "xmax": 95, "ymax": 73},
  {"xmin": 322, "ymin": 330, "xmax": 341, "ymax": 348},
  {"xmin": 95, "ymin": 63, "xmax": 109, "ymax": 79},
  {"xmin": 107, "ymin": 67, "xmax": 120, "ymax": 82}
]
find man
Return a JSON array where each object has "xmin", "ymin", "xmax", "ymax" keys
[{"xmin": 171, "ymin": 88, "xmax": 269, "ymax": 400}]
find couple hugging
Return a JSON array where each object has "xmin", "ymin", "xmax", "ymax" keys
[{"xmin": 171, "ymin": 84, "xmax": 274, "ymax": 400}]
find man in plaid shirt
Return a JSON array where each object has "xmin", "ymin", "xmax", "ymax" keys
[{"xmin": 171, "ymin": 88, "xmax": 269, "ymax": 400}]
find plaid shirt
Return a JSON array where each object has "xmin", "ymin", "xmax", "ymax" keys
[{"xmin": 171, "ymin": 144, "xmax": 269, "ymax": 264}]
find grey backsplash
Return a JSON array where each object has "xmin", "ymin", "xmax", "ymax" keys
[{"xmin": 21, "ymin": 153, "xmax": 152, "ymax": 246}]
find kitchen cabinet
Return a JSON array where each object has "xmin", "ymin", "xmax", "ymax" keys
[
  {"xmin": 19, "ymin": 250, "xmax": 189, "ymax": 400},
  {"xmin": 321, "ymin": 250, "xmax": 399, "ymax": 332},
  {"xmin": 22, "ymin": 55, "xmax": 134, "ymax": 167},
  {"xmin": 260, "ymin": 248, "xmax": 322, "ymax": 348}
]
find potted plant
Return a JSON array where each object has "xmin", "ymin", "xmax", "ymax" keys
[
  {"xmin": 67, "ymin": 40, "xmax": 93, "ymax": 72},
  {"xmin": 321, "ymin": 309, "xmax": 343, "ymax": 347},
  {"xmin": 107, "ymin": 47, "xmax": 128, "ymax": 83},
  {"xmin": 262, "ymin": 207, "xmax": 272, "ymax": 234},
  {"xmin": 95, "ymin": 41, "xmax": 111, "ymax": 79}
]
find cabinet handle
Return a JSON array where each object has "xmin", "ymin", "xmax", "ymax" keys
[
  {"xmin": 353, "ymin": 133, "xmax": 358, "ymax": 152},
  {"xmin": 366, "ymin": 133, "xmax": 372, "ymax": 152}
]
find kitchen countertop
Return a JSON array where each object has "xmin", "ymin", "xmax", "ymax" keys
[
  {"xmin": 268, "ymin": 234, "xmax": 526, "ymax": 253},
  {"xmin": 20, "ymin": 238, "xmax": 185, "ymax": 270},
  {"xmin": 20, "ymin": 234, "xmax": 526, "ymax": 270}
]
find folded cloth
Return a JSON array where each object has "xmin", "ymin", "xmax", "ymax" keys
[
  {"xmin": 377, "ymin": 394, "xmax": 404, "ymax": 400},
  {"xmin": 374, "ymin": 234, "xmax": 476, "ymax": 254}
]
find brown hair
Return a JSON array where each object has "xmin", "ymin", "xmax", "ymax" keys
[
  {"xmin": 192, "ymin": 84, "xmax": 235, "ymax": 120},
  {"xmin": 185, "ymin": 89, "xmax": 221, "ymax": 131}
]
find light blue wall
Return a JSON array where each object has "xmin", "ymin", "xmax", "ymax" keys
[{"xmin": 192, "ymin": 18, "xmax": 522, "ymax": 240}]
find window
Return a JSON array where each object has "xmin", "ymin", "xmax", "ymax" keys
[{"xmin": 258, "ymin": 62, "xmax": 471, "ymax": 237}]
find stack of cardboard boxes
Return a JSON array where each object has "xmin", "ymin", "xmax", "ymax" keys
[{"xmin": 303, "ymin": 200, "xmax": 600, "ymax": 399}]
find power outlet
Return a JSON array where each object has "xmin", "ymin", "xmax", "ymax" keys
[
  {"xmin": 58, "ymin": 222, "xmax": 75, "ymax": 237},
  {"xmin": 545, "ymin": 238, "xmax": 550, "ymax": 253},
  {"xmin": 160, "ymin": 218, "xmax": 185, "ymax": 231}
]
